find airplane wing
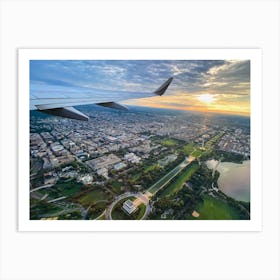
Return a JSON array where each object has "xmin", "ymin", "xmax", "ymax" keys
[{"xmin": 30, "ymin": 77, "xmax": 173, "ymax": 121}]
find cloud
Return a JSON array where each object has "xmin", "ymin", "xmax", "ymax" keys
[
  {"xmin": 30, "ymin": 59, "xmax": 250, "ymax": 115},
  {"xmin": 200, "ymin": 60, "xmax": 250, "ymax": 94}
]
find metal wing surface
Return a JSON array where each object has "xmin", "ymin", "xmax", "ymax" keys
[{"xmin": 30, "ymin": 77, "xmax": 173, "ymax": 121}]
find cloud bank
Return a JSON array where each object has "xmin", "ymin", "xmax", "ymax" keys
[{"xmin": 30, "ymin": 59, "xmax": 250, "ymax": 116}]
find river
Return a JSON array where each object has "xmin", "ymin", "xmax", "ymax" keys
[{"xmin": 206, "ymin": 159, "xmax": 250, "ymax": 202}]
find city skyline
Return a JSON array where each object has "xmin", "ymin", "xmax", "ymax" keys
[{"xmin": 30, "ymin": 60, "xmax": 250, "ymax": 116}]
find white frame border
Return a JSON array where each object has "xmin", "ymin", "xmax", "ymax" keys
[{"xmin": 18, "ymin": 48, "xmax": 262, "ymax": 232}]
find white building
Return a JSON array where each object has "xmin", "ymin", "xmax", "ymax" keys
[
  {"xmin": 122, "ymin": 199, "xmax": 137, "ymax": 214},
  {"xmin": 97, "ymin": 168, "xmax": 109, "ymax": 179},
  {"xmin": 114, "ymin": 162, "xmax": 127, "ymax": 171},
  {"xmin": 81, "ymin": 174, "xmax": 93, "ymax": 185},
  {"xmin": 158, "ymin": 154, "xmax": 177, "ymax": 167},
  {"xmin": 86, "ymin": 154, "xmax": 121, "ymax": 170},
  {"xmin": 124, "ymin": 153, "xmax": 141, "ymax": 164}
]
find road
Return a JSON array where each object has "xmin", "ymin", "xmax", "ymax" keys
[
  {"xmin": 48, "ymin": 196, "xmax": 67, "ymax": 203},
  {"xmin": 30, "ymin": 184, "xmax": 54, "ymax": 193}
]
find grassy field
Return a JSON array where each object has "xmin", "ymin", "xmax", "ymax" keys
[
  {"xmin": 77, "ymin": 189, "xmax": 109, "ymax": 206},
  {"xmin": 87, "ymin": 201, "xmax": 107, "ymax": 220},
  {"xmin": 192, "ymin": 195, "xmax": 240, "ymax": 220},
  {"xmin": 30, "ymin": 198, "xmax": 63, "ymax": 219},
  {"xmin": 148, "ymin": 164, "xmax": 183, "ymax": 195},
  {"xmin": 205, "ymin": 132, "xmax": 224, "ymax": 148},
  {"xmin": 160, "ymin": 138, "xmax": 180, "ymax": 147},
  {"xmin": 159, "ymin": 163, "xmax": 199, "ymax": 197},
  {"xmin": 137, "ymin": 203, "xmax": 146, "ymax": 219},
  {"xmin": 111, "ymin": 180, "xmax": 123, "ymax": 194},
  {"xmin": 39, "ymin": 180, "xmax": 84, "ymax": 197},
  {"xmin": 191, "ymin": 149, "xmax": 202, "ymax": 158},
  {"xmin": 144, "ymin": 163, "xmax": 160, "ymax": 172},
  {"xmin": 131, "ymin": 172, "xmax": 141, "ymax": 182},
  {"xmin": 56, "ymin": 181, "xmax": 84, "ymax": 196},
  {"xmin": 183, "ymin": 143, "xmax": 196, "ymax": 155}
]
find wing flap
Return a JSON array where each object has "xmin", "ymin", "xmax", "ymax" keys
[
  {"xmin": 97, "ymin": 102, "xmax": 128, "ymax": 111},
  {"xmin": 39, "ymin": 106, "xmax": 89, "ymax": 121}
]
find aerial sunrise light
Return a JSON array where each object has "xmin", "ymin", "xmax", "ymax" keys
[
  {"xmin": 29, "ymin": 59, "xmax": 250, "ymax": 116},
  {"xmin": 197, "ymin": 93, "xmax": 215, "ymax": 104}
]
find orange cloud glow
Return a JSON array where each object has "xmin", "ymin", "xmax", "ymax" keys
[{"xmin": 123, "ymin": 91, "xmax": 250, "ymax": 117}]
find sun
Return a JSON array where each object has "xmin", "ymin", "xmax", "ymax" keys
[{"xmin": 197, "ymin": 94, "xmax": 215, "ymax": 104}]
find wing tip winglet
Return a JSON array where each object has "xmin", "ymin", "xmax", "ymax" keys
[{"xmin": 154, "ymin": 77, "xmax": 173, "ymax": 96}]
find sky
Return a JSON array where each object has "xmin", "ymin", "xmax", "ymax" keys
[{"xmin": 30, "ymin": 59, "xmax": 250, "ymax": 116}]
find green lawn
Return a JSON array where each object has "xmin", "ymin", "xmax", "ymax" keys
[
  {"xmin": 137, "ymin": 203, "xmax": 146, "ymax": 219},
  {"xmin": 56, "ymin": 182, "xmax": 83, "ymax": 196},
  {"xmin": 144, "ymin": 163, "xmax": 160, "ymax": 172},
  {"xmin": 192, "ymin": 195, "xmax": 240, "ymax": 220},
  {"xmin": 87, "ymin": 201, "xmax": 107, "ymax": 220},
  {"xmin": 30, "ymin": 199, "xmax": 63, "ymax": 219},
  {"xmin": 191, "ymin": 149, "xmax": 202, "ymax": 158},
  {"xmin": 131, "ymin": 172, "xmax": 141, "ymax": 182},
  {"xmin": 40, "ymin": 179, "xmax": 84, "ymax": 197},
  {"xmin": 159, "ymin": 163, "xmax": 199, "ymax": 197},
  {"xmin": 183, "ymin": 143, "xmax": 196, "ymax": 155},
  {"xmin": 111, "ymin": 180, "xmax": 123, "ymax": 194},
  {"xmin": 148, "ymin": 165, "xmax": 182, "ymax": 195},
  {"xmin": 205, "ymin": 132, "xmax": 224, "ymax": 148},
  {"xmin": 77, "ymin": 189, "xmax": 109, "ymax": 206},
  {"xmin": 160, "ymin": 138, "xmax": 179, "ymax": 147},
  {"xmin": 111, "ymin": 207, "xmax": 128, "ymax": 220}
]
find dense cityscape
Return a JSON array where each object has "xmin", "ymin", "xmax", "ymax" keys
[{"xmin": 30, "ymin": 105, "xmax": 250, "ymax": 220}]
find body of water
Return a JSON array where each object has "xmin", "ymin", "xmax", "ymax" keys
[{"xmin": 206, "ymin": 159, "xmax": 250, "ymax": 202}]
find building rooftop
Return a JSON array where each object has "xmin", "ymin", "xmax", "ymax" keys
[{"xmin": 122, "ymin": 199, "xmax": 137, "ymax": 215}]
